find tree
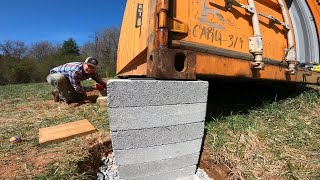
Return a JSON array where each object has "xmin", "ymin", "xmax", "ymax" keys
[
  {"xmin": 99, "ymin": 27, "xmax": 120, "ymax": 76},
  {"xmin": 61, "ymin": 38, "xmax": 80, "ymax": 55},
  {"xmin": 81, "ymin": 42, "xmax": 96, "ymax": 57},
  {"xmin": 81, "ymin": 27, "xmax": 120, "ymax": 76},
  {"xmin": 0, "ymin": 40, "xmax": 28, "ymax": 59},
  {"xmin": 28, "ymin": 41, "xmax": 58, "ymax": 61}
]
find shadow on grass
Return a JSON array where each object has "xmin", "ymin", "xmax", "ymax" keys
[
  {"xmin": 205, "ymin": 79, "xmax": 312, "ymax": 123},
  {"xmin": 77, "ymin": 139, "xmax": 112, "ymax": 179},
  {"xmin": 200, "ymin": 79, "xmax": 316, "ymax": 179}
]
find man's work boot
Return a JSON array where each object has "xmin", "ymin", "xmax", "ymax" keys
[{"xmin": 51, "ymin": 90, "xmax": 60, "ymax": 102}]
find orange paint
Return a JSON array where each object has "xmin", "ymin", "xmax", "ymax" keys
[
  {"xmin": 117, "ymin": 0, "xmax": 320, "ymax": 84},
  {"xmin": 307, "ymin": 0, "xmax": 320, "ymax": 39}
]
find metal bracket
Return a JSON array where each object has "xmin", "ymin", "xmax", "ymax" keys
[
  {"xmin": 168, "ymin": 18, "xmax": 188, "ymax": 34},
  {"xmin": 249, "ymin": 36, "xmax": 263, "ymax": 53},
  {"xmin": 284, "ymin": 47, "xmax": 297, "ymax": 74},
  {"xmin": 258, "ymin": 13, "xmax": 290, "ymax": 30},
  {"xmin": 249, "ymin": 36, "xmax": 264, "ymax": 69},
  {"xmin": 224, "ymin": 0, "xmax": 254, "ymax": 13}
]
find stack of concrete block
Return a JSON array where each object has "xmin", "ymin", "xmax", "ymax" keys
[{"xmin": 107, "ymin": 79, "xmax": 209, "ymax": 180}]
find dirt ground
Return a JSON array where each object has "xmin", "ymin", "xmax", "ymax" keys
[
  {"xmin": 1, "ymin": 131, "xmax": 227, "ymax": 179},
  {"xmin": 0, "ymin": 131, "xmax": 112, "ymax": 179},
  {"xmin": 0, "ymin": 87, "xmax": 110, "ymax": 179},
  {"xmin": 0, "ymin": 87, "xmax": 235, "ymax": 179}
]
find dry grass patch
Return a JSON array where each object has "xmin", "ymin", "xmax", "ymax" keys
[
  {"xmin": 0, "ymin": 82, "xmax": 109, "ymax": 179},
  {"xmin": 205, "ymin": 86, "xmax": 320, "ymax": 179},
  {"xmin": 205, "ymin": 82, "xmax": 320, "ymax": 179}
]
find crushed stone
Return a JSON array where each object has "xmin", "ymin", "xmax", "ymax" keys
[{"xmin": 97, "ymin": 153, "xmax": 213, "ymax": 180}]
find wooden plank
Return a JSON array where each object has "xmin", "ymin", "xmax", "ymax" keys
[{"xmin": 39, "ymin": 119, "xmax": 97, "ymax": 145}]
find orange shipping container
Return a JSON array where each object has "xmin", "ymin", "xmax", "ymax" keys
[{"xmin": 117, "ymin": 0, "xmax": 320, "ymax": 84}]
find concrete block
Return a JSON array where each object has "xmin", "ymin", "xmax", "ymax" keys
[
  {"xmin": 96, "ymin": 96, "xmax": 107, "ymax": 106},
  {"xmin": 108, "ymin": 103, "xmax": 207, "ymax": 131},
  {"xmin": 114, "ymin": 139, "xmax": 202, "ymax": 165},
  {"xmin": 111, "ymin": 122, "xmax": 204, "ymax": 150},
  {"xmin": 107, "ymin": 79, "xmax": 209, "ymax": 108},
  {"xmin": 107, "ymin": 79, "xmax": 209, "ymax": 179},
  {"xmin": 128, "ymin": 165, "xmax": 197, "ymax": 180},
  {"xmin": 118, "ymin": 153, "xmax": 199, "ymax": 179}
]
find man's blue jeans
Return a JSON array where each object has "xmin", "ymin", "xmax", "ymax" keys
[{"xmin": 46, "ymin": 73, "xmax": 86, "ymax": 102}]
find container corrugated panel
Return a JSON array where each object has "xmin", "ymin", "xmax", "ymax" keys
[{"xmin": 117, "ymin": 0, "xmax": 320, "ymax": 84}]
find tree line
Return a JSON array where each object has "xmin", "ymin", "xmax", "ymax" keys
[{"xmin": 0, "ymin": 27, "xmax": 120, "ymax": 85}]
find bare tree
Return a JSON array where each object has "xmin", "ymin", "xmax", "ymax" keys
[
  {"xmin": 28, "ymin": 41, "xmax": 58, "ymax": 61},
  {"xmin": 81, "ymin": 27, "xmax": 120, "ymax": 76},
  {"xmin": 81, "ymin": 42, "xmax": 96, "ymax": 57},
  {"xmin": 0, "ymin": 40, "xmax": 28, "ymax": 59},
  {"xmin": 101, "ymin": 27, "xmax": 120, "ymax": 62}
]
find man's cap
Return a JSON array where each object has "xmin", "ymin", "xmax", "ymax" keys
[{"xmin": 84, "ymin": 57, "xmax": 98, "ymax": 67}]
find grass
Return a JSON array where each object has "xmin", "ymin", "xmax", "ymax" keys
[
  {"xmin": 204, "ymin": 81, "xmax": 320, "ymax": 179},
  {"xmin": 1, "ymin": 80, "xmax": 319, "ymax": 179},
  {"xmin": 0, "ymin": 80, "xmax": 109, "ymax": 179}
]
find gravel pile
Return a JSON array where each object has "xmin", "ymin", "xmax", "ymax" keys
[
  {"xmin": 97, "ymin": 154, "xmax": 213, "ymax": 180},
  {"xmin": 196, "ymin": 168, "xmax": 213, "ymax": 180},
  {"xmin": 97, "ymin": 154, "xmax": 119, "ymax": 180}
]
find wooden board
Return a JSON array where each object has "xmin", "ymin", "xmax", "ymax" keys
[{"xmin": 39, "ymin": 119, "xmax": 97, "ymax": 145}]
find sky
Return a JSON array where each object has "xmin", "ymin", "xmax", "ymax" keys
[{"xmin": 0, "ymin": 0, "xmax": 126, "ymax": 46}]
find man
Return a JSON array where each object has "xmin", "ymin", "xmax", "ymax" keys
[{"xmin": 47, "ymin": 57, "xmax": 106, "ymax": 104}]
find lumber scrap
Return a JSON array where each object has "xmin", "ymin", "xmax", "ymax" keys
[{"xmin": 39, "ymin": 119, "xmax": 97, "ymax": 145}]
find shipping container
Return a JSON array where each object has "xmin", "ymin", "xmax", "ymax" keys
[{"xmin": 117, "ymin": 0, "xmax": 320, "ymax": 84}]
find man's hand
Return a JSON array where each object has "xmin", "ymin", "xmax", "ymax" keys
[{"xmin": 96, "ymin": 83, "xmax": 105, "ymax": 91}]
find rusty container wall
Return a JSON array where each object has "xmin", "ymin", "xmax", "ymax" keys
[
  {"xmin": 117, "ymin": 0, "xmax": 320, "ymax": 84},
  {"xmin": 175, "ymin": 0, "xmax": 285, "ymax": 61},
  {"xmin": 116, "ymin": 0, "xmax": 157, "ymax": 77}
]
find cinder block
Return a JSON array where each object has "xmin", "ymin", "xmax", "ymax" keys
[
  {"xmin": 118, "ymin": 153, "xmax": 199, "ymax": 179},
  {"xmin": 107, "ymin": 79, "xmax": 209, "ymax": 108},
  {"xmin": 107, "ymin": 79, "xmax": 209, "ymax": 179},
  {"xmin": 96, "ymin": 96, "xmax": 107, "ymax": 106},
  {"xmin": 108, "ymin": 103, "xmax": 207, "ymax": 131},
  {"xmin": 111, "ymin": 122, "xmax": 204, "ymax": 150},
  {"xmin": 128, "ymin": 165, "xmax": 197, "ymax": 180},
  {"xmin": 114, "ymin": 139, "xmax": 202, "ymax": 166}
]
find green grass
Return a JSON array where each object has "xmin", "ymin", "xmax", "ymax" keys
[
  {"xmin": 205, "ymin": 89, "xmax": 320, "ymax": 179},
  {"xmin": 0, "ymin": 80, "xmax": 108, "ymax": 179},
  {"xmin": 1, "ymin": 80, "xmax": 320, "ymax": 179}
]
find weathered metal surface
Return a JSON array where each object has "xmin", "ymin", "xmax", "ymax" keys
[
  {"xmin": 147, "ymin": 47, "xmax": 196, "ymax": 80},
  {"xmin": 117, "ymin": 0, "xmax": 320, "ymax": 84}
]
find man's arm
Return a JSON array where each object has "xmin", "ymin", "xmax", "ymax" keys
[
  {"xmin": 91, "ymin": 72, "xmax": 106, "ymax": 88},
  {"xmin": 69, "ymin": 71, "xmax": 87, "ymax": 94}
]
